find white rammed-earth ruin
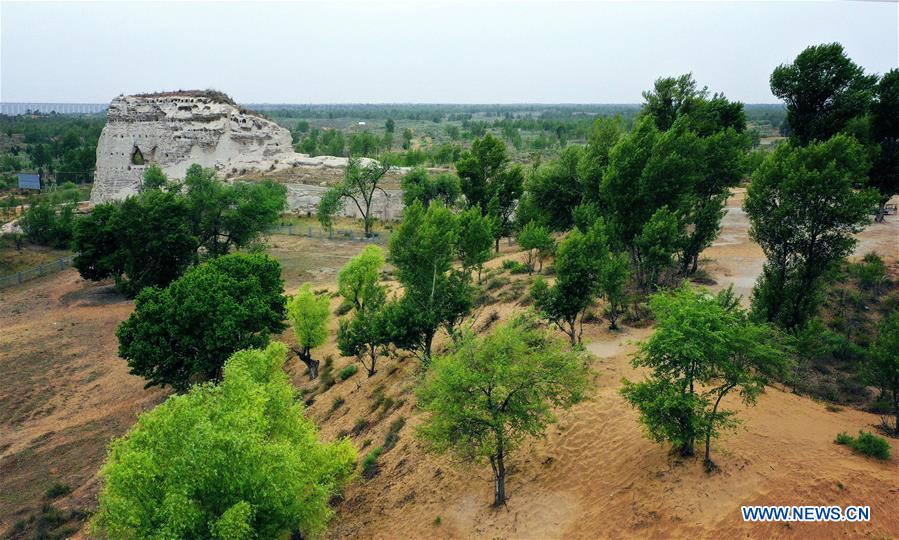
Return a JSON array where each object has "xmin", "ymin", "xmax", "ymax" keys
[{"xmin": 90, "ymin": 91, "xmax": 409, "ymax": 219}]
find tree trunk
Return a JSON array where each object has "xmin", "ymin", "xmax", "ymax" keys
[
  {"xmin": 894, "ymin": 390, "xmax": 899, "ymax": 436},
  {"xmin": 492, "ymin": 445, "xmax": 506, "ymax": 506},
  {"xmin": 294, "ymin": 347, "xmax": 319, "ymax": 380},
  {"xmin": 681, "ymin": 437, "xmax": 694, "ymax": 457},
  {"xmin": 495, "ymin": 236, "xmax": 501, "ymax": 253},
  {"xmin": 366, "ymin": 347, "xmax": 377, "ymax": 377}
]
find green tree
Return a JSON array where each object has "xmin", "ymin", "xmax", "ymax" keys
[
  {"xmin": 577, "ymin": 116, "xmax": 625, "ymax": 204},
  {"xmin": 385, "ymin": 201, "xmax": 474, "ymax": 362},
  {"xmin": 416, "ymin": 318, "xmax": 591, "ymax": 506},
  {"xmin": 633, "ymin": 207, "xmax": 681, "ymax": 290},
  {"xmin": 402, "ymin": 128, "xmax": 413, "ymax": 150},
  {"xmin": 401, "ymin": 167, "xmax": 461, "ymax": 208},
  {"xmin": 117, "ymin": 253, "xmax": 287, "ymax": 391},
  {"xmin": 287, "ymin": 283, "xmax": 331, "ymax": 380},
  {"xmin": 456, "ymin": 134, "xmax": 524, "ymax": 250},
  {"xmin": 141, "ymin": 164, "xmax": 167, "ymax": 191},
  {"xmin": 864, "ymin": 311, "xmax": 899, "ymax": 434},
  {"xmin": 317, "ymin": 158, "xmax": 391, "ymax": 237},
  {"xmin": 770, "ymin": 43, "xmax": 877, "ymax": 145},
  {"xmin": 19, "ymin": 200, "xmax": 74, "ymax": 248},
  {"xmin": 517, "ymin": 221, "xmax": 554, "ymax": 274},
  {"xmin": 385, "ymin": 118, "xmax": 396, "ymax": 133},
  {"xmin": 337, "ymin": 244, "xmax": 386, "ymax": 311},
  {"xmin": 599, "ymin": 252, "xmax": 630, "ymax": 330},
  {"xmin": 92, "ymin": 342, "xmax": 356, "ymax": 539},
  {"xmin": 621, "ymin": 286, "xmax": 790, "ymax": 469},
  {"xmin": 744, "ymin": 135, "xmax": 878, "ymax": 329},
  {"xmin": 78, "ymin": 189, "xmax": 197, "ymax": 296},
  {"xmin": 181, "ymin": 164, "xmax": 286, "ymax": 258},
  {"xmin": 519, "ymin": 146, "xmax": 584, "ymax": 231},
  {"xmin": 456, "ymin": 207, "xmax": 494, "ymax": 282},
  {"xmin": 335, "ymin": 245, "xmax": 389, "ymax": 377},
  {"xmin": 870, "ymin": 69, "xmax": 899, "ymax": 221},
  {"xmin": 532, "ymin": 220, "xmax": 608, "ymax": 345}
]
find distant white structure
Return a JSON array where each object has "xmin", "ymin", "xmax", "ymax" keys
[{"xmin": 89, "ymin": 91, "xmax": 411, "ymax": 219}]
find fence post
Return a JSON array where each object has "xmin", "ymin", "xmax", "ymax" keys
[
  {"xmin": 288, "ymin": 224, "xmax": 293, "ymax": 236},
  {"xmin": 38, "ymin": 264, "xmax": 43, "ymax": 276},
  {"xmin": 308, "ymin": 227, "xmax": 312, "ymax": 237},
  {"xmin": 17, "ymin": 272, "xmax": 22, "ymax": 284},
  {"xmin": 59, "ymin": 259, "xmax": 64, "ymax": 270}
]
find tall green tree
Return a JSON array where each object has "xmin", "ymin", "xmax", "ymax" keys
[
  {"xmin": 456, "ymin": 207, "xmax": 494, "ymax": 282},
  {"xmin": 532, "ymin": 220, "xmax": 609, "ymax": 345},
  {"xmin": 287, "ymin": 283, "xmax": 331, "ymax": 380},
  {"xmin": 74, "ymin": 189, "xmax": 196, "ymax": 296},
  {"xmin": 385, "ymin": 201, "xmax": 474, "ymax": 362},
  {"xmin": 621, "ymin": 286, "xmax": 790, "ymax": 469},
  {"xmin": 456, "ymin": 134, "xmax": 524, "ymax": 250},
  {"xmin": 117, "ymin": 253, "xmax": 287, "ymax": 391},
  {"xmin": 744, "ymin": 135, "xmax": 878, "ymax": 329},
  {"xmin": 93, "ymin": 343, "xmax": 356, "ymax": 539},
  {"xmin": 770, "ymin": 43, "xmax": 877, "ymax": 145},
  {"xmin": 401, "ymin": 167, "xmax": 461, "ymax": 208},
  {"xmin": 869, "ymin": 69, "xmax": 899, "ymax": 221},
  {"xmin": 336, "ymin": 246, "xmax": 391, "ymax": 377},
  {"xmin": 517, "ymin": 221, "xmax": 554, "ymax": 274},
  {"xmin": 181, "ymin": 164, "xmax": 286, "ymax": 257},
  {"xmin": 518, "ymin": 146, "xmax": 584, "ymax": 231},
  {"xmin": 317, "ymin": 158, "xmax": 391, "ymax": 237},
  {"xmin": 864, "ymin": 310, "xmax": 899, "ymax": 435},
  {"xmin": 417, "ymin": 318, "xmax": 591, "ymax": 506}
]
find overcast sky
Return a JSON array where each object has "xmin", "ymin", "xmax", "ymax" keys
[{"xmin": 1, "ymin": 1, "xmax": 896, "ymax": 104}]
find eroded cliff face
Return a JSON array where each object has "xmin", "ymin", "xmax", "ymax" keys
[
  {"xmin": 91, "ymin": 93, "xmax": 297, "ymax": 202},
  {"xmin": 90, "ymin": 93, "xmax": 407, "ymax": 218}
]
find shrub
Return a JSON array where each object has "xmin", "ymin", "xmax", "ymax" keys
[
  {"xmin": 383, "ymin": 417, "xmax": 406, "ymax": 451},
  {"xmin": 44, "ymin": 483, "xmax": 72, "ymax": 500},
  {"xmin": 339, "ymin": 364, "xmax": 358, "ymax": 381},
  {"xmin": 501, "ymin": 259, "xmax": 528, "ymax": 274},
  {"xmin": 835, "ymin": 431, "xmax": 891, "ymax": 460},
  {"xmin": 329, "ymin": 397, "xmax": 345, "ymax": 414},
  {"xmin": 352, "ymin": 418, "xmax": 369, "ymax": 436},
  {"xmin": 361, "ymin": 447, "xmax": 384, "ymax": 479},
  {"xmin": 485, "ymin": 275, "xmax": 511, "ymax": 291},
  {"xmin": 19, "ymin": 201, "xmax": 74, "ymax": 248}
]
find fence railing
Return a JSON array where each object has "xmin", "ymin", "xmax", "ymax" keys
[
  {"xmin": 0, "ymin": 256, "xmax": 75, "ymax": 289},
  {"xmin": 269, "ymin": 225, "xmax": 389, "ymax": 244}
]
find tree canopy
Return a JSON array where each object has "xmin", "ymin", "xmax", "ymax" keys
[
  {"xmin": 770, "ymin": 43, "xmax": 877, "ymax": 145},
  {"xmin": 744, "ymin": 134, "xmax": 878, "ymax": 329},
  {"xmin": 117, "ymin": 253, "xmax": 287, "ymax": 391},
  {"xmin": 287, "ymin": 283, "xmax": 331, "ymax": 380},
  {"xmin": 621, "ymin": 286, "xmax": 790, "ymax": 469},
  {"xmin": 417, "ymin": 317, "xmax": 591, "ymax": 506},
  {"xmin": 93, "ymin": 343, "xmax": 356, "ymax": 539}
]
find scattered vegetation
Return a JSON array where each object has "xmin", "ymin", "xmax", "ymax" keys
[{"xmin": 834, "ymin": 431, "xmax": 891, "ymax": 461}]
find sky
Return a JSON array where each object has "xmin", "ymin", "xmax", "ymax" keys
[{"xmin": 1, "ymin": 1, "xmax": 896, "ymax": 104}]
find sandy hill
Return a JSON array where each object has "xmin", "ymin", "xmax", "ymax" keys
[{"xmin": 0, "ymin": 190, "xmax": 897, "ymax": 538}]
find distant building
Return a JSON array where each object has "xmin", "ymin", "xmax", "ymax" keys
[{"xmin": 17, "ymin": 173, "xmax": 41, "ymax": 190}]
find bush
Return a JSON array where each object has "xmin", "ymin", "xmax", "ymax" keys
[
  {"xmin": 501, "ymin": 259, "xmax": 528, "ymax": 274},
  {"xmin": 339, "ymin": 364, "xmax": 358, "ymax": 380},
  {"xmin": 44, "ymin": 482, "xmax": 72, "ymax": 500},
  {"xmin": 835, "ymin": 431, "xmax": 891, "ymax": 460},
  {"xmin": 19, "ymin": 201, "xmax": 74, "ymax": 248},
  {"xmin": 383, "ymin": 417, "xmax": 406, "ymax": 451},
  {"xmin": 361, "ymin": 447, "xmax": 384, "ymax": 479}
]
